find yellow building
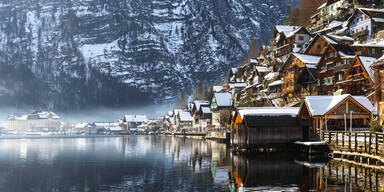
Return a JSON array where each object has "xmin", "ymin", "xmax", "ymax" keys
[{"xmin": 5, "ymin": 111, "xmax": 60, "ymax": 133}]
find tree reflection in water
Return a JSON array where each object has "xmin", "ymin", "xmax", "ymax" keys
[{"xmin": 0, "ymin": 136, "xmax": 380, "ymax": 191}]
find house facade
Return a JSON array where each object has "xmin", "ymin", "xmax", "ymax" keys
[
  {"xmin": 348, "ymin": 8, "xmax": 384, "ymax": 43},
  {"xmin": 342, "ymin": 56, "xmax": 376, "ymax": 95},
  {"xmin": 5, "ymin": 111, "xmax": 60, "ymax": 133},
  {"xmin": 281, "ymin": 53, "xmax": 320, "ymax": 104}
]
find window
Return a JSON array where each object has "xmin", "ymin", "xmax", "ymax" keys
[
  {"xmin": 372, "ymin": 48, "xmax": 376, "ymax": 54},
  {"xmin": 338, "ymin": 73, "xmax": 344, "ymax": 81},
  {"xmin": 317, "ymin": 45, "xmax": 321, "ymax": 51},
  {"xmin": 327, "ymin": 63, "xmax": 335, "ymax": 70},
  {"xmin": 298, "ymin": 36, "xmax": 304, "ymax": 41}
]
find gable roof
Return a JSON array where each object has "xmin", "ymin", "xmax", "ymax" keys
[
  {"xmin": 281, "ymin": 53, "xmax": 321, "ymax": 72},
  {"xmin": 357, "ymin": 56, "xmax": 376, "ymax": 83},
  {"xmin": 304, "ymin": 34, "xmax": 339, "ymax": 55},
  {"xmin": 237, "ymin": 107, "xmax": 300, "ymax": 118},
  {"xmin": 293, "ymin": 53, "xmax": 321, "ymax": 65},
  {"xmin": 275, "ymin": 25, "xmax": 300, "ymax": 37},
  {"xmin": 302, "ymin": 94, "xmax": 374, "ymax": 116},
  {"xmin": 193, "ymin": 100, "xmax": 209, "ymax": 111},
  {"xmin": 178, "ymin": 111, "xmax": 193, "ymax": 122},
  {"xmin": 212, "ymin": 92, "xmax": 233, "ymax": 108},
  {"xmin": 286, "ymin": 27, "xmax": 311, "ymax": 38}
]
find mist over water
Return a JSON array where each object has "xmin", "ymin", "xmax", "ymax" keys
[{"xmin": 0, "ymin": 103, "xmax": 172, "ymax": 124}]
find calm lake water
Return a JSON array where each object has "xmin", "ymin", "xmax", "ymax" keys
[{"xmin": 0, "ymin": 136, "xmax": 381, "ymax": 192}]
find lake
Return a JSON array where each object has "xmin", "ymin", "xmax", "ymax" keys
[{"xmin": 0, "ymin": 136, "xmax": 381, "ymax": 191}]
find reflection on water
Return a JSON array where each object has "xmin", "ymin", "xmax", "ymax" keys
[{"xmin": 0, "ymin": 136, "xmax": 381, "ymax": 191}]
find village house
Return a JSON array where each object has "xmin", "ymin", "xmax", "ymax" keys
[
  {"xmin": 123, "ymin": 115, "xmax": 148, "ymax": 133},
  {"xmin": 231, "ymin": 107, "xmax": 303, "ymax": 148},
  {"xmin": 298, "ymin": 94, "xmax": 374, "ymax": 139},
  {"xmin": 192, "ymin": 105, "xmax": 212, "ymax": 132},
  {"xmin": 274, "ymin": 25, "xmax": 312, "ymax": 62},
  {"xmin": 190, "ymin": 100, "xmax": 210, "ymax": 130},
  {"xmin": 210, "ymin": 92, "xmax": 233, "ymax": 129},
  {"xmin": 281, "ymin": 53, "xmax": 321, "ymax": 105},
  {"xmin": 305, "ymin": 34, "xmax": 353, "ymax": 56},
  {"xmin": 175, "ymin": 111, "xmax": 193, "ymax": 132},
  {"xmin": 348, "ymin": 8, "xmax": 384, "ymax": 43},
  {"xmin": 351, "ymin": 41, "xmax": 384, "ymax": 58},
  {"xmin": 316, "ymin": 41, "xmax": 356, "ymax": 95},
  {"xmin": 5, "ymin": 110, "xmax": 60, "ymax": 133},
  {"xmin": 313, "ymin": 0, "xmax": 366, "ymax": 32},
  {"xmin": 342, "ymin": 55, "xmax": 376, "ymax": 95},
  {"xmin": 371, "ymin": 56, "xmax": 384, "ymax": 126}
]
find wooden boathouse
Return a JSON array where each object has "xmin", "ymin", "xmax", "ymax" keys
[
  {"xmin": 231, "ymin": 107, "xmax": 303, "ymax": 149},
  {"xmin": 298, "ymin": 94, "xmax": 374, "ymax": 139}
]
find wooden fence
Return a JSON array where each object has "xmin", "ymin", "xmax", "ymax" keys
[{"xmin": 322, "ymin": 131, "xmax": 384, "ymax": 156}]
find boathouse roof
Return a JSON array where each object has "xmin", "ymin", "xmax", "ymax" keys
[
  {"xmin": 302, "ymin": 94, "xmax": 374, "ymax": 116},
  {"xmin": 237, "ymin": 107, "xmax": 300, "ymax": 118}
]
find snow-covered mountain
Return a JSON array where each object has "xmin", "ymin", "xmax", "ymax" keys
[{"xmin": 0, "ymin": 0, "xmax": 299, "ymax": 109}]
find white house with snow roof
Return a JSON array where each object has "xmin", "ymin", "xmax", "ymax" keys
[
  {"xmin": 175, "ymin": 111, "xmax": 193, "ymax": 131},
  {"xmin": 210, "ymin": 92, "xmax": 233, "ymax": 129},
  {"xmin": 5, "ymin": 110, "xmax": 60, "ymax": 133},
  {"xmin": 123, "ymin": 115, "xmax": 149, "ymax": 132},
  {"xmin": 298, "ymin": 94, "xmax": 374, "ymax": 136}
]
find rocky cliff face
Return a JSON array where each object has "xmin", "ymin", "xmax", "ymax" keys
[{"xmin": 0, "ymin": 0, "xmax": 299, "ymax": 110}]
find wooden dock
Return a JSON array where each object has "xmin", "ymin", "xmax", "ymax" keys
[{"xmin": 322, "ymin": 131, "xmax": 384, "ymax": 169}]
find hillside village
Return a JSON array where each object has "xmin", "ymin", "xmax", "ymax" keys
[{"xmin": 161, "ymin": 0, "xmax": 384, "ymax": 143}]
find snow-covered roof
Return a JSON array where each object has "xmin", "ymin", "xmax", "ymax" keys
[
  {"xmin": 328, "ymin": 35, "xmax": 354, "ymax": 42},
  {"xmin": 255, "ymin": 66, "xmax": 270, "ymax": 73},
  {"xmin": 249, "ymin": 58, "xmax": 258, "ymax": 63},
  {"xmin": 293, "ymin": 53, "xmax": 321, "ymax": 65},
  {"xmin": 275, "ymin": 25, "xmax": 300, "ymax": 36},
  {"xmin": 94, "ymin": 122, "xmax": 120, "ymax": 127},
  {"xmin": 74, "ymin": 122, "xmax": 88, "ymax": 129},
  {"xmin": 230, "ymin": 83, "xmax": 247, "ymax": 88},
  {"xmin": 351, "ymin": 41, "xmax": 384, "ymax": 48},
  {"xmin": 286, "ymin": 27, "xmax": 304, "ymax": 38},
  {"xmin": 238, "ymin": 107, "xmax": 300, "ymax": 118},
  {"xmin": 322, "ymin": 35, "xmax": 338, "ymax": 45},
  {"xmin": 373, "ymin": 18, "xmax": 384, "ymax": 23},
  {"xmin": 124, "ymin": 115, "xmax": 148, "ymax": 122},
  {"xmin": 178, "ymin": 111, "xmax": 193, "ymax": 122},
  {"xmin": 303, "ymin": 94, "xmax": 374, "ymax": 116},
  {"xmin": 213, "ymin": 92, "xmax": 233, "ymax": 107},
  {"xmin": 358, "ymin": 56, "xmax": 376, "ymax": 82},
  {"xmin": 264, "ymin": 72, "xmax": 279, "ymax": 81},
  {"xmin": 268, "ymin": 80, "xmax": 282, "ymax": 87},
  {"xmin": 318, "ymin": 2, "xmax": 327, "ymax": 10},
  {"xmin": 213, "ymin": 85, "xmax": 224, "ymax": 92},
  {"xmin": 201, "ymin": 107, "xmax": 212, "ymax": 114},
  {"xmin": 193, "ymin": 100, "xmax": 209, "ymax": 110},
  {"xmin": 8, "ymin": 111, "xmax": 60, "ymax": 121}
]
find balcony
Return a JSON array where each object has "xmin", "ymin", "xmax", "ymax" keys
[{"xmin": 334, "ymin": 64, "xmax": 350, "ymax": 72}]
